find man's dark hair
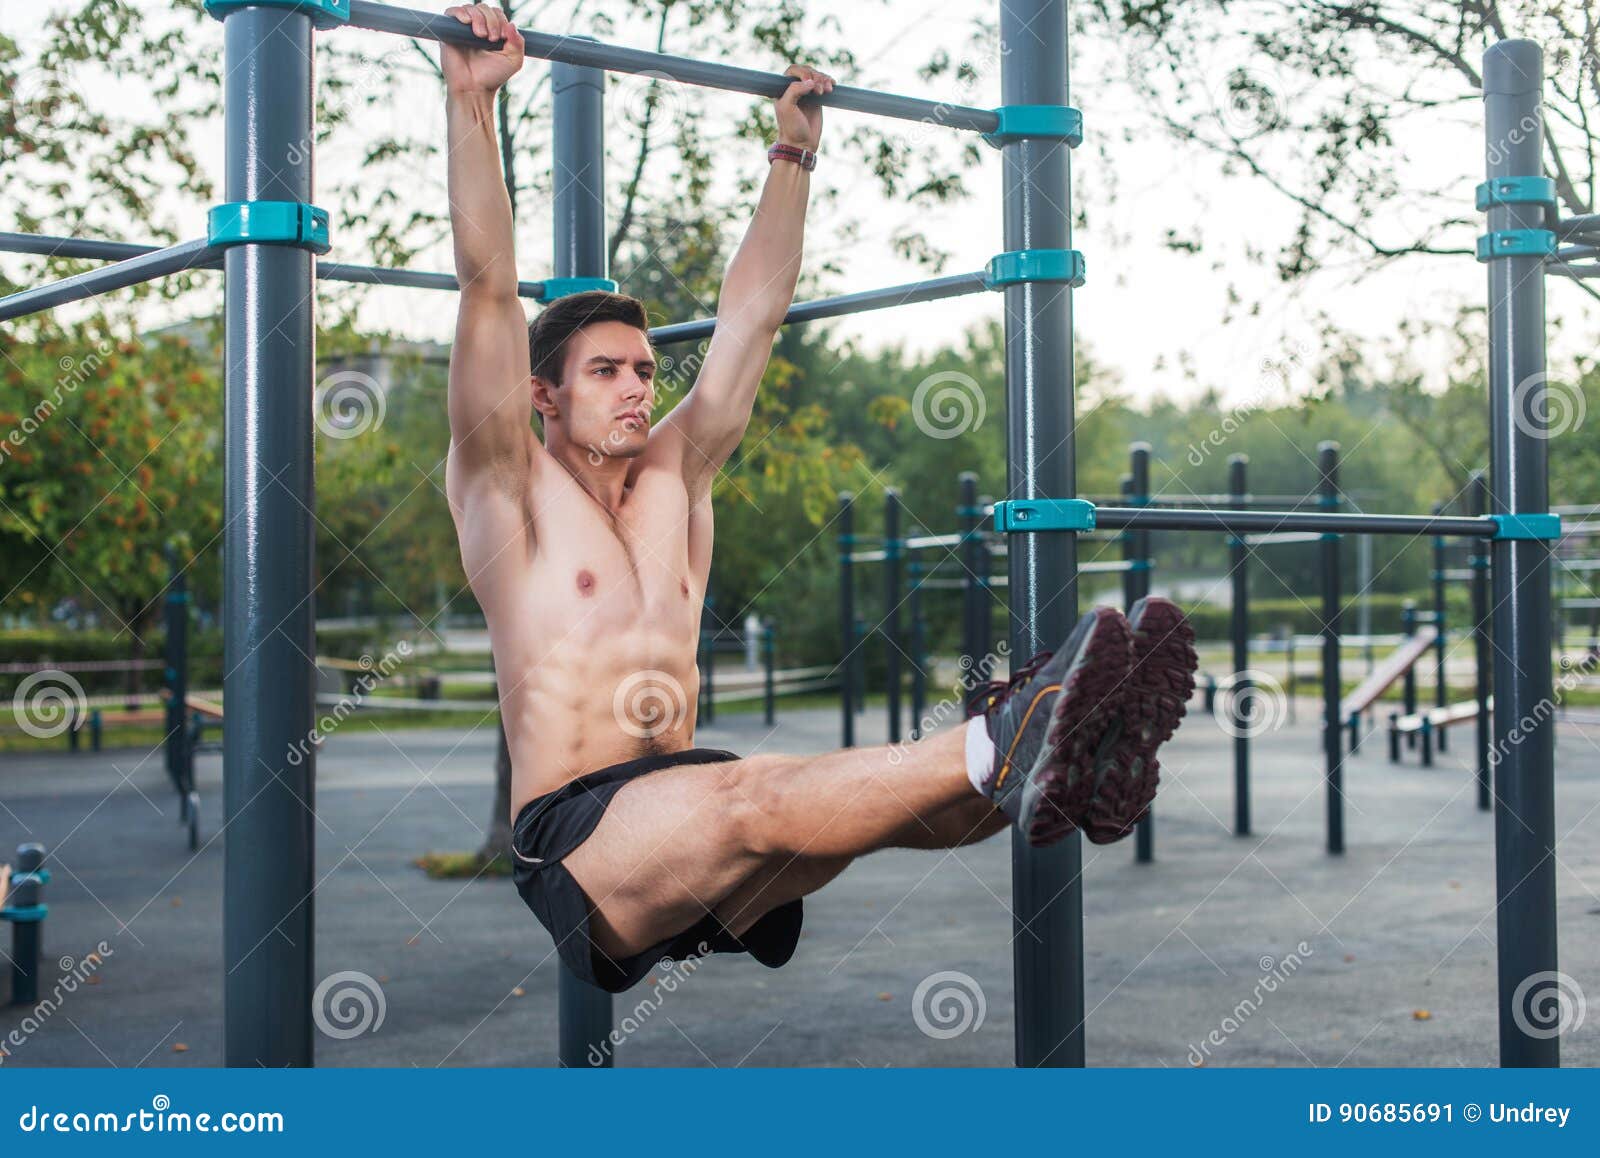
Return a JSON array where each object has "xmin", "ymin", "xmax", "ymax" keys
[{"xmin": 527, "ymin": 290, "xmax": 651, "ymax": 386}]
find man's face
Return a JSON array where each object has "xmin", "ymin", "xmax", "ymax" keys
[{"xmin": 538, "ymin": 320, "xmax": 657, "ymax": 460}]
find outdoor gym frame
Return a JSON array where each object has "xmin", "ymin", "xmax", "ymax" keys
[{"xmin": 0, "ymin": 0, "xmax": 1574, "ymax": 1071}]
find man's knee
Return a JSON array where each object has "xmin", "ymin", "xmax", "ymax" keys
[{"xmin": 717, "ymin": 756, "xmax": 795, "ymax": 860}]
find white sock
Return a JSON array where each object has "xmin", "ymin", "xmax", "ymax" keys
[{"xmin": 965, "ymin": 716, "xmax": 997, "ymax": 795}]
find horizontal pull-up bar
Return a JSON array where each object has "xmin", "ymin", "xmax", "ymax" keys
[
  {"xmin": 346, "ymin": 0, "xmax": 1000, "ymax": 134},
  {"xmin": 648, "ymin": 272, "xmax": 990, "ymax": 346},
  {"xmin": 0, "ymin": 230, "xmax": 550, "ymax": 304},
  {"xmin": 1092, "ymin": 505, "xmax": 1501, "ymax": 538}
]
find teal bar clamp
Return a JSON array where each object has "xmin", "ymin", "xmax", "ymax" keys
[
  {"xmin": 984, "ymin": 105, "xmax": 1083, "ymax": 148},
  {"xmin": 1476, "ymin": 229, "xmax": 1557, "ymax": 262},
  {"xmin": 992, "ymin": 498, "xmax": 1097, "ymax": 533},
  {"xmin": 984, "ymin": 249, "xmax": 1086, "ymax": 289},
  {"xmin": 204, "ymin": 0, "xmax": 350, "ymax": 28},
  {"xmin": 540, "ymin": 277, "xmax": 619, "ymax": 300},
  {"xmin": 1475, "ymin": 177, "xmax": 1556, "ymax": 212},
  {"xmin": 1490, "ymin": 513, "xmax": 1561, "ymax": 540},
  {"xmin": 208, "ymin": 201, "xmax": 331, "ymax": 255}
]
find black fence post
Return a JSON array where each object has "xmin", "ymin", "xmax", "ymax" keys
[
  {"xmin": 1319, "ymin": 442, "xmax": 1344, "ymax": 855},
  {"xmin": 1228, "ymin": 454, "xmax": 1251, "ymax": 837}
]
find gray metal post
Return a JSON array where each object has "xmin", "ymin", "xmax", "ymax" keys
[
  {"xmin": 884, "ymin": 488, "xmax": 903, "ymax": 745},
  {"xmin": 1000, "ymin": 0, "xmax": 1083, "ymax": 1068},
  {"xmin": 1228, "ymin": 454, "xmax": 1251, "ymax": 837},
  {"xmin": 1469, "ymin": 471, "xmax": 1492, "ymax": 812},
  {"xmin": 7, "ymin": 844, "xmax": 45, "ymax": 1007},
  {"xmin": 220, "ymin": 5, "xmax": 317, "ymax": 1069},
  {"xmin": 959, "ymin": 473, "xmax": 983, "ymax": 679},
  {"xmin": 839, "ymin": 493, "xmax": 856, "ymax": 747},
  {"xmin": 908, "ymin": 561, "xmax": 927, "ymax": 740},
  {"xmin": 1432, "ymin": 505, "xmax": 1449, "ymax": 753},
  {"xmin": 1319, "ymin": 443, "xmax": 1344, "ymax": 855},
  {"xmin": 763, "ymin": 622, "xmax": 776, "ymax": 727},
  {"xmin": 1483, "ymin": 40, "xmax": 1559, "ymax": 1068},
  {"xmin": 1401, "ymin": 600, "xmax": 1419, "ymax": 737},
  {"xmin": 164, "ymin": 546, "xmax": 191, "ymax": 807},
  {"xmin": 552, "ymin": 56, "xmax": 614, "ymax": 1069},
  {"xmin": 1125, "ymin": 446, "xmax": 1154, "ymax": 863}
]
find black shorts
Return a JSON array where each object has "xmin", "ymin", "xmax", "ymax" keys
[{"xmin": 511, "ymin": 747, "xmax": 804, "ymax": 994}]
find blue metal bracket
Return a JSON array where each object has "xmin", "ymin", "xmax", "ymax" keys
[
  {"xmin": 540, "ymin": 277, "xmax": 619, "ymax": 299},
  {"xmin": 1476, "ymin": 229, "xmax": 1557, "ymax": 262},
  {"xmin": 208, "ymin": 201, "xmax": 331, "ymax": 255},
  {"xmin": 1127, "ymin": 558, "xmax": 1153, "ymax": 572},
  {"xmin": 992, "ymin": 499, "xmax": 1097, "ymax": 533},
  {"xmin": 204, "ymin": 0, "xmax": 350, "ymax": 28},
  {"xmin": 984, "ymin": 249, "xmax": 1086, "ymax": 290},
  {"xmin": 1475, "ymin": 177, "xmax": 1556, "ymax": 212},
  {"xmin": 0, "ymin": 904, "xmax": 48, "ymax": 923},
  {"xmin": 983, "ymin": 105, "xmax": 1083, "ymax": 148},
  {"xmin": 1490, "ymin": 513, "xmax": 1562, "ymax": 541}
]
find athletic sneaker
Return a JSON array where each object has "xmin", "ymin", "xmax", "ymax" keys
[
  {"xmin": 1079, "ymin": 596, "xmax": 1197, "ymax": 845},
  {"xmin": 965, "ymin": 606, "xmax": 1133, "ymax": 847}
]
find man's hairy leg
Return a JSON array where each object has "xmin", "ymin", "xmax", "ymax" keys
[{"xmin": 563, "ymin": 728, "xmax": 984, "ymax": 957}]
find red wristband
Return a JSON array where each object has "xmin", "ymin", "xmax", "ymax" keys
[{"xmin": 767, "ymin": 142, "xmax": 817, "ymax": 171}]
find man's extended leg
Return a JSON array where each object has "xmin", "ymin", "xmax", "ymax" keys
[{"xmin": 563, "ymin": 727, "xmax": 980, "ymax": 959}]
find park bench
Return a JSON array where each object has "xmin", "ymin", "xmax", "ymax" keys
[{"xmin": 1388, "ymin": 698, "xmax": 1493, "ymax": 766}]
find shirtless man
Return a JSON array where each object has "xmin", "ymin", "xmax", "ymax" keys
[{"xmin": 441, "ymin": 3, "xmax": 1199, "ymax": 995}]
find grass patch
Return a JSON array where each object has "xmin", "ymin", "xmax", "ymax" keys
[{"xmin": 416, "ymin": 850, "xmax": 512, "ymax": 879}]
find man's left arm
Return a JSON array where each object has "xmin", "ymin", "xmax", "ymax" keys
[{"xmin": 652, "ymin": 65, "xmax": 832, "ymax": 499}]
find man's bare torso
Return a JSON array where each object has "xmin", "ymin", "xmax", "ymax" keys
[{"xmin": 462, "ymin": 446, "xmax": 713, "ymax": 817}]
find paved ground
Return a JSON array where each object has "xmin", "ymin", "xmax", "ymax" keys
[{"xmin": 2, "ymin": 695, "xmax": 1597, "ymax": 1068}]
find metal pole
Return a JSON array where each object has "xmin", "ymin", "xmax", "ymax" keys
[
  {"xmin": 1470, "ymin": 471, "xmax": 1493, "ymax": 812},
  {"xmin": 763, "ymin": 622, "xmax": 776, "ymax": 727},
  {"xmin": 7, "ymin": 844, "xmax": 45, "ymax": 1007},
  {"xmin": 346, "ymin": 0, "xmax": 999, "ymax": 133},
  {"xmin": 839, "ymin": 493, "xmax": 856, "ymax": 748},
  {"xmin": 1402, "ymin": 600, "xmax": 1419, "ymax": 736},
  {"xmin": 650, "ymin": 273, "xmax": 990, "ymax": 345},
  {"xmin": 909, "ymin": 562, "xmax": 926, "ymax": 740},
  {"xmin": 884, "ymin": 488, "xmax": 903, "ymax": 745},
  {"xmin": 552, "ymin": 55, "xmax": 614, "ymax": 1069},
  {"xmin": 1093, "ymin": 507, "xmax": 1495, "ymax": 538},
  {"xmin": 1228, "ymin": 454, "xmax": 1251, "ymax": 837},
  {"xmin": 1001, "ymin": 0, "xmax": 1082, "ymax": 1069},
  {"xmin": 1127, "ymin": 443, "xmax": 1154, "ymax": 863},
  {"xmin": 1483, "ymin": 39, "xmax": 1558, "ymax": 1068},
  {"xmin": 163, "ymin": 546, "xmax": 191, "ymax": 813},
  {"xmin": 959, "ymin": 473, "xmax": 982, "ymax": 681},
  {"xmin": 220, "ymin": 4, "xmax": 317, "ymax": 1068},
  {"xmin": 1433, "ymin": 506, "xmax": 1450, "ymax": 751},
  {"xmin": 1319, "ymin": 443, "xmax": 1344, "ymax": 856}
]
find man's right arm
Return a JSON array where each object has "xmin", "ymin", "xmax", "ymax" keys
[{"xmin": 442, "ymin": 6, "xmax": 536, "ymax": 526}]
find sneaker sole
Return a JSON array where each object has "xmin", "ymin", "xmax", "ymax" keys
[
  {"xmin": 1079, "ymin": 596, "xmax": 1197, "ymax": 845},
  {"xmin": 1013, "ymin": 607, "xmax": 1135, "ymax": 847}
]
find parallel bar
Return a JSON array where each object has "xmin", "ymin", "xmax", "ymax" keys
[
  {"xmin": 1469, "ymin": 471, "xmax": 1492, "ymax": 813},
  {"xmin": 1319, "ymin": 443, "xmax": 1344, "ymax": 856},
  {"xmin": 1229, "ymin": 455, "xmax": 1251, "ymax": 838},
  {"xmin": 1001, "ymin": 0, "xmax": 1082, "ymax": 1070},
  {"xmin": 221, "ymin": 4, "xmax": 317, "ymax": 1068},
  {"xmin": 839, "ymin": 493, "xmax": 856, "ymax": 749},
  {"xmin": 1483, "ymin": 40, "xmax": 1559, "ymax": 1069},
  {"xmin": 648, "ymin": 273, "xmax": 989, "ymax": 346},
  {"xmin": 0, "ymin": 230, "xmax": 550, "ymax": 298},
  {"xmin": 0, "ymin": 238, "xmax": 216, "ymax": 321},
  {"xmin": 1093, "ymin": 506, "xmax": 1496, "ymax": 538},
  {"xmin": 552, "ymin": 55, "xmax": 615, "ymax": 1070},
  {"xmin": 1556, "ymin": 213, "xmax": 1600, "ymax": 237},
  {"xmin": 884, "ymin": 489, "xmax": 903, "ymax": 746},
  {"xmin": 345, "ymin": 0, "xmax": 999, "ymax": 133}
]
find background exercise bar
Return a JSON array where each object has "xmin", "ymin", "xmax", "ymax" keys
[
  {"xmin": 345, "ymin": 0, "xmax": 999, "ymax": 133},
  {"xmin": 0, "ymin": 238, "xmax": 216, "ymax": 321},
  {"xmin": 0, "ymin": 230, "xmax": 550, "ymax": 299},
  {"xmin": 1093, "ymin": 507, "xmax": 1497, "ymax": 538},
  {"xmin": 648, "ymin": 273, "xmax": 990, "ymax": 346}
]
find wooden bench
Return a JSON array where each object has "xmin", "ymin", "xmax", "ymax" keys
[{"xmin": 1389, "ymin": 698, "xmax": 1492, "ymax": 766}]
